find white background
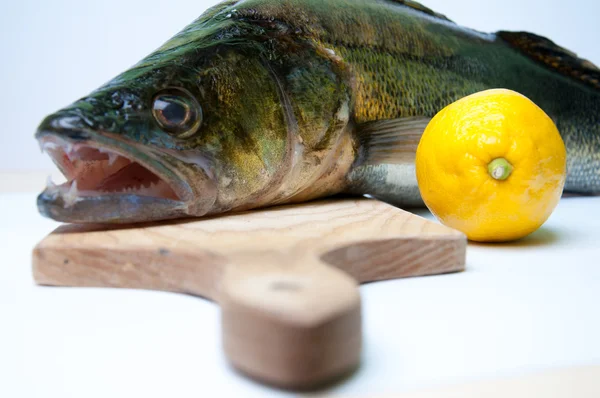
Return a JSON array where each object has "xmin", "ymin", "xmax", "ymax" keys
[{"xmin": 1, "ymin": 0, "xmax": 599, "ymax": 172}]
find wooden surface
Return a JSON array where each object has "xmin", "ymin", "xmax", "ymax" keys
[{"xmin": 32, "ymin": 198, "xmax": 466, "ymax": 389}]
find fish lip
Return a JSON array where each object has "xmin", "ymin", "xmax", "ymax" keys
[
  {"xmin": 35, "ymin": 127, "xmax": 196, "ymax": 223},
  {"xmin": 37, "ymin": 189, "xmax": 188, "ymax": 224}
]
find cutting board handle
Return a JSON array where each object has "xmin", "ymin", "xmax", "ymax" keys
[{"xmin": 219, "ymin": 252, "xmax": 362, "ymax": 388}]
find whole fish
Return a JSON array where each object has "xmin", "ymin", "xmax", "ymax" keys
[{"xmin": 36, "ymin": 0, "xmax": 600, "ymax": 223}]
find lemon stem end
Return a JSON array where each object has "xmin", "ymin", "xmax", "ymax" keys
[{"xmin": 488, "ymin": 158, "xmax": 513, "ymax": 181}]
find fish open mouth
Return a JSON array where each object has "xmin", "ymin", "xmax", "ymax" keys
[{"xmin": 40, "ymin": 136, "xmax": 181, "ymax": 206}]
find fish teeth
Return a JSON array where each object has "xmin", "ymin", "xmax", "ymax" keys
[
  {"xmin": 65, "ymin": 144, "xmax": 78, "ymax": 162},
  {"xmin": 46, "ymin": 175, "xmax": 56, "ymax": 189},
  {"xmin": 62, "ymin": 180, "xmax": 80, "ymax": 208},
  {"xmin": 64, "ymin": 142, "xmax": 74, "ymax": 156},
  {"xmin": 108, "ymin": 152, "xmax": 119, "ymax": 166},
  {"xmin": 98, "ymin": 147, "xmax": 120, "ymax": 166},
  {"xmin": 40, "ymin": 141, "xmax": 59, "ymax": 153},
  {"xmin": 45, "ymin": 175, "xmax": 60, "ymax": 199}
]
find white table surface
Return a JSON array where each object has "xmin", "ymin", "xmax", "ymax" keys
[{"xmin": 1, "ymin": 190, "xmax": 599, "ymax": 397}]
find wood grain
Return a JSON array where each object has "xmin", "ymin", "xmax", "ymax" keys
[{"xmin": 32, "ymin": 198, "xmax": 466, "ymax": 389}]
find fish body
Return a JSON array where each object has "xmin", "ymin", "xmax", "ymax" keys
[{"xmin": 36, "ymin": 0, "xmax": 600, "ymax": 223}]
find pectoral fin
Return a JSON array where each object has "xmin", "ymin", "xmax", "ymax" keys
[{"xmin": 346, "ymin": 117, "xmax": 430, "ymax": 207}]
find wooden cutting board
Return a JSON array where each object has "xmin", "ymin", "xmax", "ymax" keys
[{"xmin": 32, "ymin": 198, "xmax": 466, "ymax": 389}]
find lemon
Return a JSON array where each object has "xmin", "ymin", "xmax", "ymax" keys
[{"xmin": 415, "ymin": 89, "xmax": 567, "ymax": 242}]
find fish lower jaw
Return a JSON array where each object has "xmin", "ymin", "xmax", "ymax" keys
[{"xmin": 44, "ymin": 178, "xmax": 178, "ymax": 209}]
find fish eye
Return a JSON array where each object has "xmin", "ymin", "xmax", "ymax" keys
[{"xmin": 152, "ymin": 88, "xmax": 202, "ymax": 138}]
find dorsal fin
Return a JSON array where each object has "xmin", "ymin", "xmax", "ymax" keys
[
  {"xmin": 388, "ymin": 0, "xmax": 453, "ymax": 23},
  {"xmin": 498, "ymin": 31, "xmax": 600, "ymax": 91}
]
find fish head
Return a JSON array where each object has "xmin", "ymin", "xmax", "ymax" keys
[{"xmin": 36, "ymin": 44, "xmax": 290, "ymax": 223}]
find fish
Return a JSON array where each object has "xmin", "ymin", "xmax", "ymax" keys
[{"xmin": 36, "ymin": 0, "xmax": 600, "ymax": 223}]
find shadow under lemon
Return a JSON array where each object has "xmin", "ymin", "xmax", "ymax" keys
[
  {"xmin": 468, "ymin": 226, "xmax": 565, "ymax": 248},
  {"xmin": 404, "ymin": 202, "xmax": 569, "ymax": 248}
]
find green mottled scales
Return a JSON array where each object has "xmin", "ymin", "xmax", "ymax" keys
[
  {"xmin": 36, "ymin": 0, "xmax": 600, "ymax": 223},
  {"xmin": 228, "ymin": 0, "xmax": 600, "ymax": 195}
]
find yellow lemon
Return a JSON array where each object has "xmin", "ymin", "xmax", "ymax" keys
[{"xmin": 416, "ymin": 89, "xmax": 567, "ymax": 242}]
